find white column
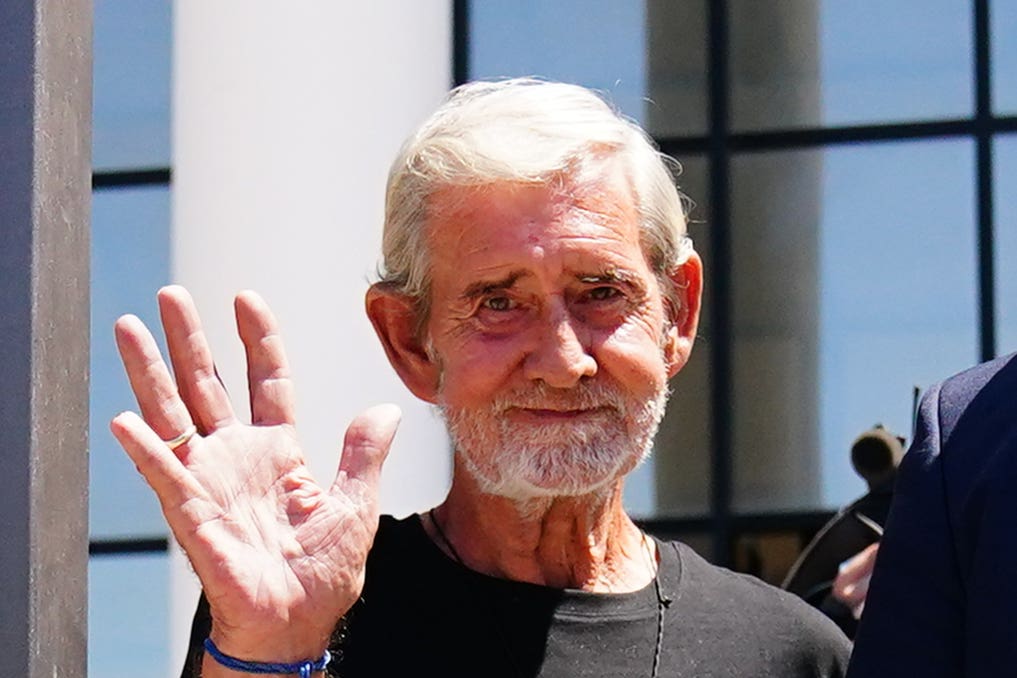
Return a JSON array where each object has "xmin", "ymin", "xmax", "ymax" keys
[{"xmin": 169, "ymin": 3, "xmax": 453, "ymax": 673}]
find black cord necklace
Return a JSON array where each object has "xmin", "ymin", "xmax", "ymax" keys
[
  {"xmin": 427, "ymin": 509, "xmax": 667, "ymax": 678},
  {"xmin": 647, "ymin": 537, "xmax": 666, "ymax": 678}
]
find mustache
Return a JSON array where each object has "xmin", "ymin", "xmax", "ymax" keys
[{"xmin": 491, "ymin": 381, "xmax": 626, "ymax": 414}]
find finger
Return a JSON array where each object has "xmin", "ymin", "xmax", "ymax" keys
[
  {"xmin": 837, "ymin": 542, "xmax": 879, "ymax": 575},
  {"xmin": 834, "ymin": 574, "xmax": 871, "ymax": 608},
  {"xmin": 158, "ymin": 285, "xmax": 236, "ymax": 432},
  {"xmin": 234, "ymin": 290, "xmax": 297, "ymax": 426},
  {"xmin": 332, "ymin": 404, "xmax": 401, "ymax": 499},
  {"xmin": 842, "ymin": 542, "xmax": 880, "ymax": 577},
  {"xmin": 832, "ymin": 543, "xmax": 879, "ymax": 605},
  {"xmin": 115, "ymin": 314, "xmax": 196, "ymax": 442},
  {"xmin": 110, "ymin": 411, "xmax": 206, "ymax": 509}
]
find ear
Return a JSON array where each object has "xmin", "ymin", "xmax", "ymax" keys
[
  {"xmin": 662, "ymin": 251, "xmax": 703, "ymax": 379},
  {"xmin": 365, "ymin": 283, "xmax": 441, "ymax": 403}
]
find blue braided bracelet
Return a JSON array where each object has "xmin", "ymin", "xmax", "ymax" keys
[{"xmin": 203, "ymin": 638, "xmax": 332, "ymax": 678}]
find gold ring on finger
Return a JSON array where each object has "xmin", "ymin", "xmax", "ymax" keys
[{"xmin": 164, "ymin": 424, "xmax": 197, "ymax": 450}]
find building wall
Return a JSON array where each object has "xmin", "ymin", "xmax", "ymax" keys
[{"xmin": 88, "ymin": 2, "xmax": 1017, "ymax": 675}]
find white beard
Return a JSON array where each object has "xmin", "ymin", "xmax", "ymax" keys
[{"xmin": 439, "ymin": 378, "xmax": 670, "ymax": 503}]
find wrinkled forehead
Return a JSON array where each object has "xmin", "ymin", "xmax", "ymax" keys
[
  {"xmin": 419, "ymin": 179, "xmax": 651, "ymax": 310},
  {"xmin": 423, "ymin": 156, "xmax": 639, "ymax": 244}
]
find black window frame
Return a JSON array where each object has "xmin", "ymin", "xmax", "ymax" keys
[{"xmin": 94, "ymin": 0, "xmax": 1017, "ymax": 574}]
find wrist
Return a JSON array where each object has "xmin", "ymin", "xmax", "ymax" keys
[
  {"xmin": 207, "ymin": 625, "xmax": 332, "ymax": 666},
  {"xmin": 202, "ymin": 637, "xmax": 332, "ymax": 677}
]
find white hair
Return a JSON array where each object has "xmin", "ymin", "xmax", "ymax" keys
[{"xmin": 378, "ymin": 77, "xmax": 693, "ymax": 322}]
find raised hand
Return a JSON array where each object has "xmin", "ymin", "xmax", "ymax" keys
[{"xmin": 110, "ymin": 285, "xmax": 399, "ymax": 665}]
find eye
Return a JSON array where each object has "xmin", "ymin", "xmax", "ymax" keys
[
  {"xmin": 482, "ymin": 296, "xmax": 516, "ymax": 311},
  {"xmin": 588, "ymin": 286, "xmax": 622, "ymax": 301}
]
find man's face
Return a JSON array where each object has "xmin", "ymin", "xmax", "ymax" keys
[{"xmin": 423, "ymin": 164, "xmax": 679, "ymax": 501}]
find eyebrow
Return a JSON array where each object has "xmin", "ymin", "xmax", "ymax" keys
[
  {"xmin": 578, "ymin": 269, "xmax": 650, "ymax": 300},
  {"xmin": 461, "ymin": 270, "xmax": 528, "ymax": 300},
  {"xmin": 578, "ymin": 268, "xmax": 637, "ymax": 285},
  {"xmin": 459, "ymin": 267, "xmax": 642, "ymax": 301}
]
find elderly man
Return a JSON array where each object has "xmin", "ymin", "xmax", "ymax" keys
[{"xmin": 113, "ymin": 79, "xmax": 848, "ymax": 678}]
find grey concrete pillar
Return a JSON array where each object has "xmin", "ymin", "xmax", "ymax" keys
[
  {"xmin": 647, "ymin": 0, "xmax": 823, "ymax": 514},
  {"xmin": 728, "ymin": 1, "xmax": 822, "ymax": 511},
  {"xmin": 0, "ymin": 1, "xmax": 92, "ymax": 676}
]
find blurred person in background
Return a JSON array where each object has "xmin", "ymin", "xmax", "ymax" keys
[{"xmin": 848, "ymin": 352, "xmax": 1017, "ymax": 677}]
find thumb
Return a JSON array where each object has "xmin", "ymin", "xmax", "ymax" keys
[{"xmin": 332, "ymin": 403, "xmax": 401, "ymax": 497}]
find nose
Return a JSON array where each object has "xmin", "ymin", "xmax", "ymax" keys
[{"xmin": 522, "ymin": 302, "xmax": 597, "ymax": 388}]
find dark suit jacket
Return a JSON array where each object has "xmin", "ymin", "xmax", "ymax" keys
[{"xmin": 847, "ymin": 352, "xmax": 1017, "ymax": 677}]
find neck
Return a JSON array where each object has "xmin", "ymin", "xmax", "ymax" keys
[{"xmin": 426, "ymin": 464, "xmax": 655, "ymax": 592}]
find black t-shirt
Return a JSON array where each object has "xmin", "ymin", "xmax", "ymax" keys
[{"xmin": 183, "ymin": 515, "xmax": 850, "ymax": 677}]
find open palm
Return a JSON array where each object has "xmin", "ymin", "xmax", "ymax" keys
[{"xmin": 111, "ymin": 286, "xmax": 399, "ymax": 662}]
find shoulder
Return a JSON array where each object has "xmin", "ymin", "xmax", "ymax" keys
[
  {"xmin": 665, "ymin": 542, "xmax": 850, "ymax": 676},
  {"xmin": 373, "ymin": 513, "xmax": 413, "ymax": 546},
  {"xmin": 671, "ymin": 542, "xmax": 848, "ymax": 632},
  {"xmin": 896, "ymin": 352, "xmax": 1017, "ymax": 495},
  {"xmin": 350, "ymin": 515, "xmax": 435, "ymax": 630},
  {"xmin": 940, "ymin": 351, "xmax": 1017, "ymax": 399},
  {"xmin": 365, "ymin": 513, "xmax": 426, "ymax": 573},
  {"xmin": 933, "ymin": 352, "xmax": 1017, "ymax": 446},
  {"xmin": 910, "ymin": 353, "xmax": 1017, "ymax": 507}
]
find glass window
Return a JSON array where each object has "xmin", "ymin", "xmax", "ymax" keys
[
  {"xmin": 993, "ymin": 0, "xmax": 1017, "ymax": 115},
  {"xmin": 624, "ymin": 155, "xmax": 712, "ymax": 517},
  {"xmin": 734, "ymin": 530, "xmax": 804, "ymax": 585},
  {"xmin": 997, "ymin": 134, "xmax": 1017, "ymax": 353},
  {"xmin": 89, "ymin": 553, "xmax": 170, "ymax": 678},
  {"xmin": 469, "ymin": 1, "xmax": 710, "ymax": 137},
  {"xmin": 93, "ymin": 0, "xmax": 172, "ymax": 169},
  {"xmin": 729, "ymin": 1, "xmax": 973, "ymax": 131},
  {"xmin": 730, "ymin": 140, "xmax": 979, "ymax": 512},
  {"xmin": 91, "ymin": 186, "xmax": 171, "ymax": 539},
  {"xmin": 652, "ymin": 154, "xmax": 712, "ymax": 517},
  {"xmin": 645, "ymin": 0, "xmax": 709, "ymax": 137},
  {"xmin": 469, "ymin": 1, "xmax": 650, "ymax": 126}
]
